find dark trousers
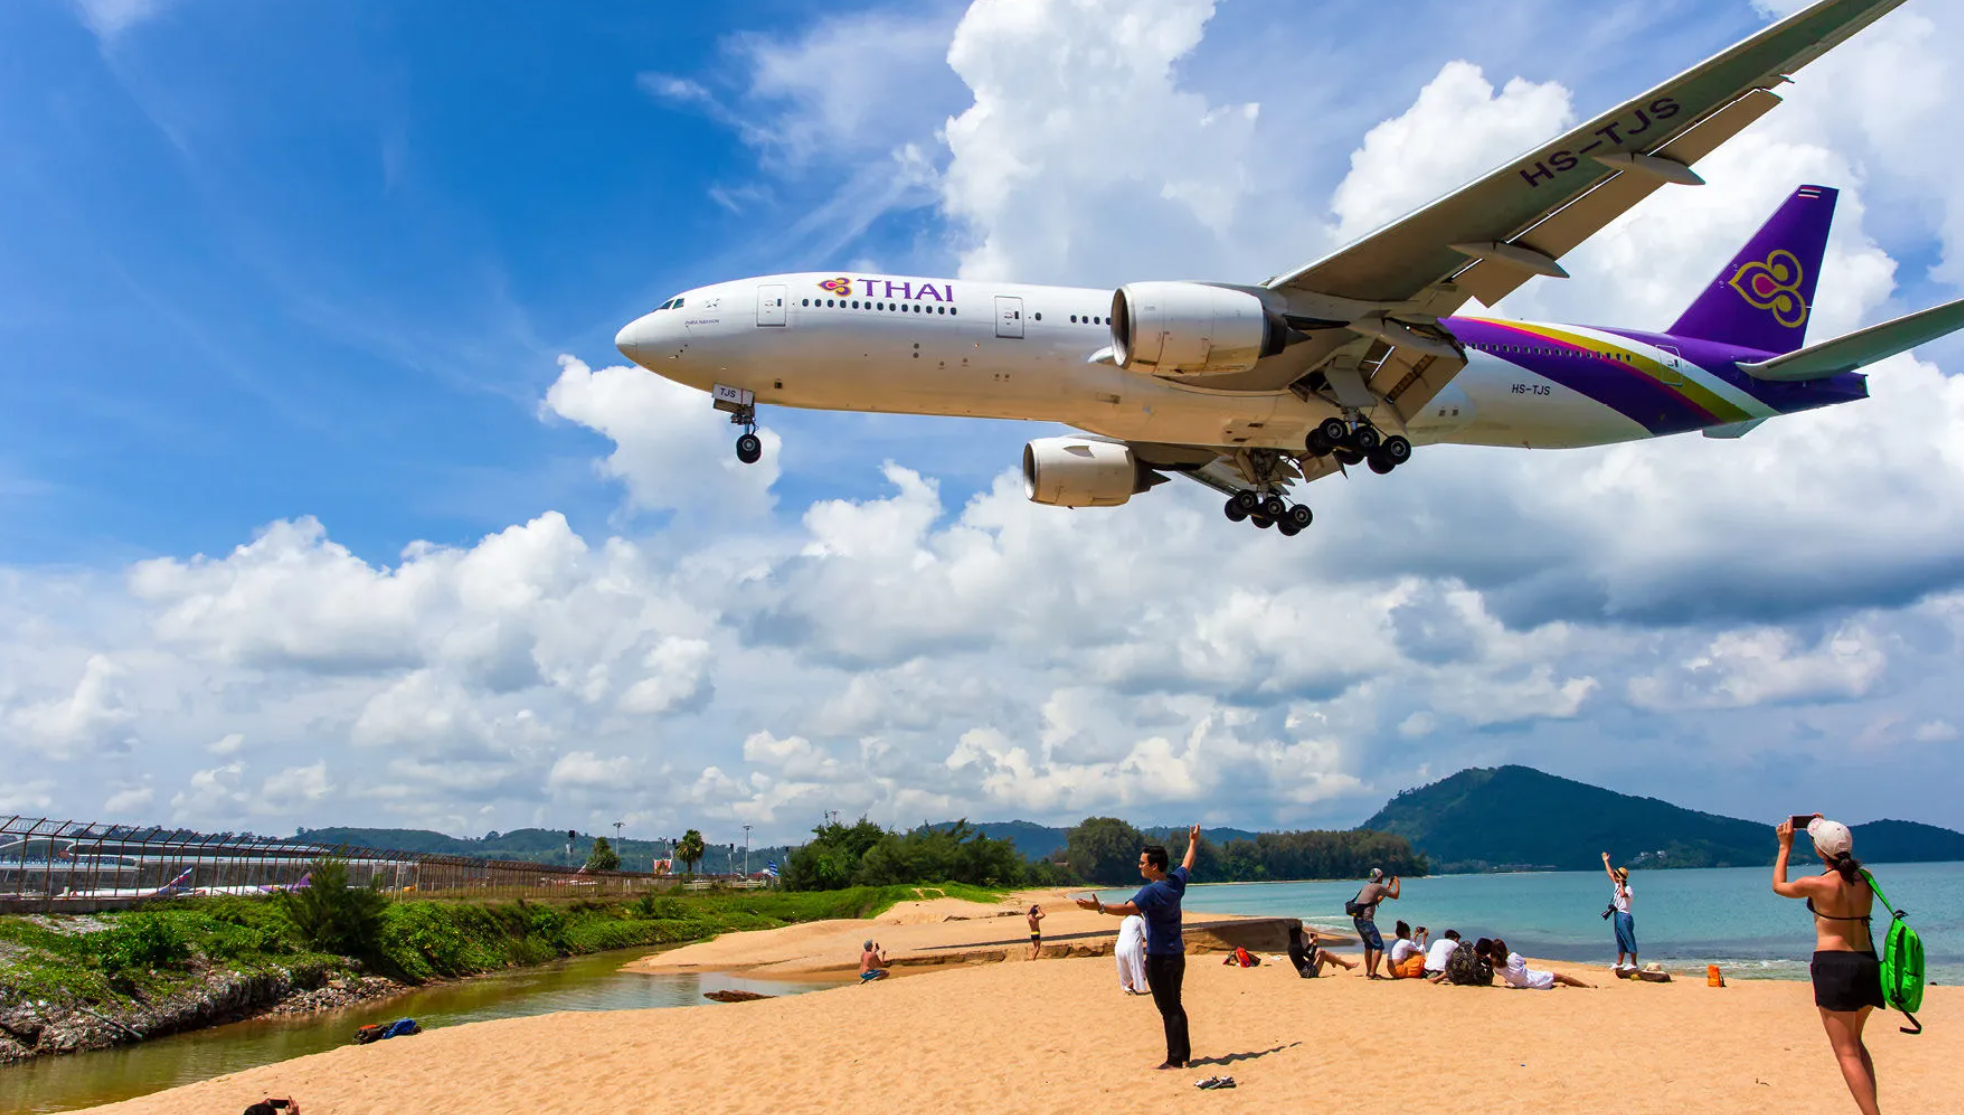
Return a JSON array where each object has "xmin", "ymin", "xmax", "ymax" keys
[{"xmin": 1144, "ymin": 952, "xmax": 1190, "ymax": 1066}]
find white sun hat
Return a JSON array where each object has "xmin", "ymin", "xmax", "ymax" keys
[{"xmin": 1806, "ymin": 817, "xmax": 1854, "ymax": 859}]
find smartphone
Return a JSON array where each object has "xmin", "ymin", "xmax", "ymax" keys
[{"xmin": 1789, "ymin": 814, "xmax": 1817, "ymax": 831}]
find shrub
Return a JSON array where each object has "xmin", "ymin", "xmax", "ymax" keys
[
  {"xmin": 274, "ymin": 855, "xmax": 391, "ymax": 960},
  {"xmin": 90, "ymin": 914, "xmax": 191, "ymax": 973}
]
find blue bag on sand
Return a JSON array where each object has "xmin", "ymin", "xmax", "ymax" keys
[{"xmin": 381, "ymin": 1018, "xmax": 421, "ymax": 1039}]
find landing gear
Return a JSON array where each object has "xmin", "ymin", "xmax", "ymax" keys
[
  {"xmin": 1226, "ymin": 491, "xmax": 1312, "ymax": 539},
  {"xmin": 1308, "ymin": 420, "xmax": 1412, "ymax": 474},
  {"xmin": 715, "ymin": 384, "xmax": 767, "ymax": 466}
]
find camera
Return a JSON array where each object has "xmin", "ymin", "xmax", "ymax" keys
[{"xmin": 1601, "ymin": 903, "xmax": 1616, "ymax": 920}]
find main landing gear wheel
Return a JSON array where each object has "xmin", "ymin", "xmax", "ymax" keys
[
  {"xmin": 735, "ymin": 432, "xmax": 763, "ymax": 464},
  {"xmin": 1232, "ymin": 490, "xmax": 1261, "ymax": 515},
  {"xmin": 1251, "ymin": 514, "xmax": 1274, "ymax": 530},
  {"xmin": 1277, "ymin": 519, "xmax": 1302, "ymax": 538},
  {"xmin": 1368, "ymin": 454, "xmax": 1396, "ymax": 475},
  {"xmin": 1352, "ymin": 425, "xmax": 1381, "ymax": 453},
  {"xmin": 1381, "ymin": 435, "xmax": 1413, "ymax": 466},
  {"xmin": 1261, "ymin": 494, "xmax": 1289, "ymax": 521},
  {"xmin": 1317, "ymin": 418, "xmax": 1350, "ymax": 446},
  {"xmin": 1223, "ymin": 496, "xmax": 1251, "ymax": 523},
  {"xmin": 1285, "ymin": 504, "xmax": 1313, "ymax": 530}
]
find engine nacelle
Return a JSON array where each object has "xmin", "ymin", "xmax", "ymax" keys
[
  {"xmin": 1110, "ymin": 282, "xmax": 1289, "ymax": 376},
  {"xmin": 1023, "ymin": 438, "xmax": 1146, "ymax": 508}
]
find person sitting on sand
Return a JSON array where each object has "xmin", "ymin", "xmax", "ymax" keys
[
  {"xmin": 1439, "ymin": 936, "xmax": 1495, "ymax": 986},
  {"xmin": 1221, "ymin": 946, "xmax": 1262, "ymax": 967},
  {"xmin": 1287, "ymin": 925, "xmax": 1358, "ymax": 978},
  {"xmin": 1116, "ymin": 912, "xmax": 1148, "ymax": 994},
  {"xmin": 1492, "ymin": 938, "xmax": 1592, "ymax": 989},
  {"xmin": 1423, "ymin": 929, "xmax": 1461, "ymax": 980},
  {"xmin": 859, "ymin": 940, "xmax": 889, "ymax": 982},
  {"xmin": 1028, "ymin": 904, "xmax": 1046, "ymax": 960},
  {"xmin": 1387, "ymin": 921, "xmax": 1430, "ymax": 979},
  {"xmin": 1349, "ymin": 868, "xmax": 1400, "ymax": 979}
]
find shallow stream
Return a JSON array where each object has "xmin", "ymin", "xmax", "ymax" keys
[{"xmin": 3, "ymin": 946, "xmax": 843, "ymax": 1114}]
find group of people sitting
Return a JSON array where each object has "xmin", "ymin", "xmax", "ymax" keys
[{"xmin": 1288, "ymin": 922, "xmax": 1591, "ymax": 989}]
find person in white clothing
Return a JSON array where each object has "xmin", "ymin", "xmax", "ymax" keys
[
  {"xmin": 1492, "ymin": 938, "xmax": 1593, "ymax": 989},
  {"xmin": 1602, "ymin": 852, "xmax": 1638, "ymax": 972},
  {"xmin": 1386, "ymin": 922, "xmax": 1431, "ymax": 978},
  {"xmin": 1115, "ymin": 913, "xmax": 1148, "ymax": 994},
  {"xmin": 1423, "ymin": 929, "xmax": 1461, "ymax": 979}
]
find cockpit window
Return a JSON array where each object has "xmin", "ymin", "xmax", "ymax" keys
[{"xmin": 656, "ymin": 297, "xmax": 686, "ymax": 311}]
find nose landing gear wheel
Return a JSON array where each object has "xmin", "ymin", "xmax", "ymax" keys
[
  {"xmin": 735, "ymin": 432, "xmax": 763, "ymax": 464},
  {"xmin": 1224, "ymin": 496, "xmax": 1251, "ymax": 523}
]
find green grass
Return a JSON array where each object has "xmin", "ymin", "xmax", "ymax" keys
[{"xmin": 0, "ymin": 884, "xmax": 1002, "ymax": 1012}]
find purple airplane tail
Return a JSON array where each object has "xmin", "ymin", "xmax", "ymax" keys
[{"xmin": 1670, "ymin": 185, "xmax": 1838, "ymax": 355}]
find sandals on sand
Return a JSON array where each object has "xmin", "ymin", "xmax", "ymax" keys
[{"xmin": 1195, "ymin": 1076, "xmax": 1237, "ymax": 1090}]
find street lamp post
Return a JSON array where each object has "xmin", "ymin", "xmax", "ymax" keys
[{"xmin": 742, "ymin": 824, "xmax": 751, "ymax": 878}]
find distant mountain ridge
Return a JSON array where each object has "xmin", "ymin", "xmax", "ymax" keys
[
  {"xmin": 1360, "ymin": 766, "xmax": 1964, "ymax": 873},
  {"xmin": 291, "ymin": 826, "xmax": 795, "ymax": 873}
]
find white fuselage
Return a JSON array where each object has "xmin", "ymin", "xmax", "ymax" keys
[{"xmin": 615, "ymin": 272, "xmax": 1670, "ymax": 453}]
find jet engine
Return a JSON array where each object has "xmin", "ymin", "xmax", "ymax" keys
[
  {"xmin": 1022, "ymin": 438, "xmax": 1153, "ymax": 508},
  {"xmin": 1110, "ymin": 282, "xmax": 1291, "ymax": 376}
]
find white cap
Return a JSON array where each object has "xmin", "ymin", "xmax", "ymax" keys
[
  {"xmin": 1807, "ymin": 817, "xmax": 1854, "ymax": 859},
  {"xmin": 1369, "ymin": 867, "xmax": 1384, "ymax": 881}
]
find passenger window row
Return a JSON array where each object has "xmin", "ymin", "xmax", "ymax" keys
[
  {"xmin": 1475, "ymin": 341, "xmax": 1632, "ymax": 363},
  {"xmin": 801, "ymin": 298, "xmax": 956, "ymax": 316}
]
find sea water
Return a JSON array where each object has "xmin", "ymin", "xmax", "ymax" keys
[{"xmin": 1107, "ymin": 861, "xmax": 1964, "ymax": 983}]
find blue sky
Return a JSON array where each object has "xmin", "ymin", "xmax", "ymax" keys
[{"xmin": 3, "ymin": 0, "xmax": 1962, "ymax": 845}]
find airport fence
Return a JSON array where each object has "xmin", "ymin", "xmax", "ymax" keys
[{"xmin": 0, "ymin": 814, "xmax": 757, "ymax": 914}]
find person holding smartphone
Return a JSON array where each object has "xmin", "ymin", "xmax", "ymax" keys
[
  {"xmin": 1601, "ymin": 852, "xmax": 1637, "ymax": 973},
  {"xmin": 1774, "ymin": 813, "xmax": 1883, "ymax": 1115},
  {"xmin": 1078, "ymin": 824, "xmax": 1201, "ymax": 1070}
]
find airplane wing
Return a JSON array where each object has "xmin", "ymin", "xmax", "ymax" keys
[
  {"xmin": 1256, "ymin": 0, "xmax": 1909, "ymax": 420},
  {"xmin": 1124, "ymin": 441, "xmax": 1343, "ymax": 497}
]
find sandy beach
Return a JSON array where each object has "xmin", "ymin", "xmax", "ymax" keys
[{"xmin": 73, "ymin": 891, "xmax": 1959, "ymax": 1115}]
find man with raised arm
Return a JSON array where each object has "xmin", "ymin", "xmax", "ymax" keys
[{"xmin": 1079, "ymin": 824, "xmax": 1201, "ymax": 1070}]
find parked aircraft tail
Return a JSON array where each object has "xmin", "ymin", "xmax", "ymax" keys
[{"xmin": 1671, "ymin": 185, "xmax": 1838, "ymax": 355}]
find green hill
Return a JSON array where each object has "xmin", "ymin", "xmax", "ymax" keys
[
  {"xmin": 291, "ymin": 827, "xmax": 795, "ymax": 873},
  {"xmin": 1360, "ymin": 766, "xmax": 1964, "ymax": 873}
]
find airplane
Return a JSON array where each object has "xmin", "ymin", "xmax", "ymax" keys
[{"xmin": 615, "ymin": 0, "xmax": 1962, "ymax": 538}]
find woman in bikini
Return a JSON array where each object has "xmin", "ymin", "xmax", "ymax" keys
[{"xmin": 1774, "ymin": 815, "xmax": 1884, "ymax": 1115}]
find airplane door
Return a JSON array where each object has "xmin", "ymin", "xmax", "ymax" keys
[
  {"xmin": 1655, "ymin": 344, "xmax": 1686, "ymax": 385},
  {"xmin": 757, "ymin": 284, "xmax": 787, "ymax": 327},
  {"xmin": 994, "ymin": 295, "xmax": 1024, "ymax": 339}
]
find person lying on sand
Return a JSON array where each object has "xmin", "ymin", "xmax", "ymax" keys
[
  {"xmin": 859, "ymin": 940, "xmax": 889, "ymax": 982},
  {"xmin": 1287, "ymin": 925, "xmax": 1357, "ymax": 978},
  {"xmin": 1492, "ymin": 939, "xmax": 1593, "ymax": 989}
]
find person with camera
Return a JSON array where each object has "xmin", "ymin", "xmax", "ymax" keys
[
  {"xmin": 1345, "ymin": 868, "xmax": 1400, "ymax": 979},
  {"xmin": 1077, "ymin": 824, "xmax": 1201, "ymax": 1070},
  {"xmin": 1774, "ymin": 814, "xmax": 1883, "ymax": 1115},
  {"xmin": 1601, "ymin": 851, "xmax": 1637, "ymax": 973}
]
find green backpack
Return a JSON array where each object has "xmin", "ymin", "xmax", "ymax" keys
[{"xmin": 1861, "ymin": 870, "xmax": 1924, "ymax": 1035}]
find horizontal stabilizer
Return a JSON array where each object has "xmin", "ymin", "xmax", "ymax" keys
[{"xmin": 1741, "ymin": 296, "xmax": 1964, "ymax": 381}]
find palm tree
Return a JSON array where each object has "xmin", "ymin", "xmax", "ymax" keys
[{"xmin": 677, "ymin": 829, "xmax": 706, "ymax": 877}]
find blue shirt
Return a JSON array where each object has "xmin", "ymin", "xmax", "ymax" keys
[{"xmin": 1131, "ymin": 865, "xmax": 1189, "ymax": 956}]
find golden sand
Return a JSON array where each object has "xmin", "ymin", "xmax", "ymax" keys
[{"xmin": 74, "ymin": 891, "xmax": 1959, "ymax": 1115}]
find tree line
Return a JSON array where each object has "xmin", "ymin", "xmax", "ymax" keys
[{"xmin": 780, "ymin": 815, "xmax": 1426, "ymax": 891}]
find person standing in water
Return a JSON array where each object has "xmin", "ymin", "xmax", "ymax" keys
[
  {"xmin": 1079, "ymin": 824, "xmax": 1201, "ymax": 1070},
  {"xmin": 1601, "ymin": 852, "xmax": 1637, "ymax": 973},
  {"xmin": 1775, "ymin": 815, "xmax": 1884, "ymax": 1115}
]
